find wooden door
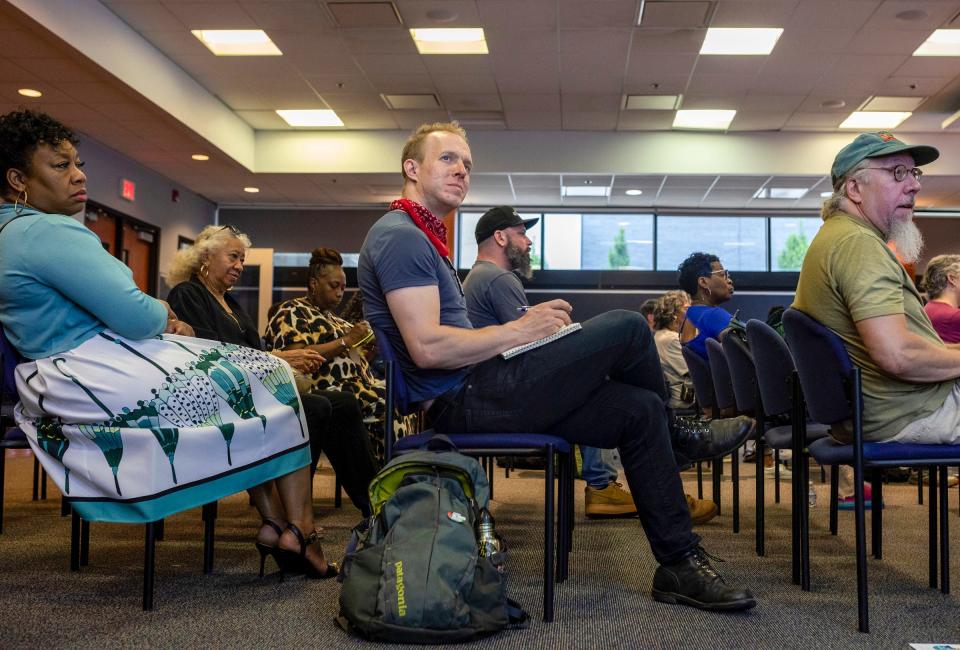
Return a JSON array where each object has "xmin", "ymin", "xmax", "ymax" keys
[
  {"xmin": 121, "ymin": 223, "xmax": 154, "ymax": 294},
  {"xmin": 84, "ymin": 209, "xmax": 117, "ymax": 254}
]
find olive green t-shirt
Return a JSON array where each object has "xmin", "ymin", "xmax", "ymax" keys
[{"xmin": 792, "ymin": 210, "xmax": 952, "ymax": 441}]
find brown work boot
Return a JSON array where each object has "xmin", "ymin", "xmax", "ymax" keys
[
  {"xmin": 585, "ymin": 481, "xmax": 638, "ymax": 518},
  {"xmin": 686, "ymin": 494, "xmax": 719, "ymax": 525}
]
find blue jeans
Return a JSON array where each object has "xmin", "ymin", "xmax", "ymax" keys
[
  {"xmin": 430, "ymin": 310, "xmax": 699, "ymax": 565},
  {"xmin": 582, "ymin": 446, "xmax": 618, "ymax": 489}
]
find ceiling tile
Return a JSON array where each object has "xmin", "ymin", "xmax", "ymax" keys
[
  {"xmin": 340, "ymin": 29, "xmax": 418, "ymax": 54},
  {"xmin": 877, "ymin": 75, "xmax": 952, "ymax": 96},
  {"xmin": 432, "ymin": 74, "xmax": 499, "ymax": 94},
  {"xmin": 354, "ymin": 54, "xmax": 428, "ymax": 76},
  {"xmin": 895, "ymin": 57, "xmax": 960, "ymax": 78},
  {"xmin": 107, "ymin": 2, "xmax": 184, "ymax": 31},
  {"xmin": 626, "ymin": 52, "xmax": 698, "ymax": 78},
  {"xmin": 798, "ymin": 94, "xmax": 868, "ymax": 112},
  {"xmin": 392, "ymin": 109, "xmax": 452, "ymax": 129},
  {"xmin": 365, "ymin": 74, "xmax": 437, "ymax": 93},
  {"xmin": 491, "ymin": 58, "xmax": 560, "ymax": 93},
  {"xmin": 338, "ymin": 110, "xmax": 400, "ymax": 129},
  {"xmin": 710, "ymin": 0, "xmax": 799, "ymax": 27},
  {"xmin": 622, "ymin": 74, "xmax": 689, "ymax": 95},
  {"xmin": 562, "ymin": 110, "xmax": 619, "ymax": 130},
  {"xmin": 303, "ymin": 74, "xmax": 375, "ymax": 94},
  {"xmin": 320, "ymin": 93, "xmax": 387, "ymax": 111},
  {"xmin": 787, "ymin": 0, "xmax": 878, "ymax": 29},
  {"xmin": 727, "ymin": 110, "xmax": 790, "ymax": 131},
  {"xmin": 845, "ymin": 28, "xmax": 932, "ymax": 55},
  {"xmin": 162, "ymin": 2, "xmax": 258, "ymax": 29},
  {"xmin": 504, "ymin": 110, "xmax": 563, "ymax": 129},
  {"xmin": 442, "ymin": 94, "xmax": 503, "ymax": 111},
  {"xmin": 422, "ymin": 55, "xmax": 493, "ymax": 76},
  {"xmin": 239, "ymin": 1, "xmax": 334, "ymax": 31},
  {"xmin": 501, "ymin": 94, "xmax": 561, "ymax": 112},
  {"xmin": 478, "ymin": 0, "xmax": 558, "ymax": 30},
  {"xmin": 712, "ymin": 175, "xmax": 769, "ymax": 190},
  {"xmin": 235, "ymin": 110, "xmax": 294, "ymax": 129},
  {"xmin": 616, "ymin": 110, "xmax": 675, "ymax": 130},
  {"xmin": 784, "ymin": 111, "xmax": 844, "ymax": 128},
  {"xmin": 680, "ymin": 94, "xmax": 743, "ymax": 110},
  {"xmin": 558, "ymin": 0, "xmax": 639, "ymax": 29},
  {"xmin": 562, "ymin": 94, "xmax": 622, "ymax": 112},
  {"xmin": 662, "ymin": 175, "xmax": 716, "ymax": 189},
  {"xmin": 640, "ymin": 1, "xmax": 711, "ymax": 28},
  {"xmin": 739, "ymin": 94, "xmax": 806, "ymax": 111},
  {"xmin": 395, "ymin": 0, "xmax": 482, "ymax": 28},
  {"xmin": 862, "ymin": 0, "xmax": 960, "ymax": 30},
  {"xmin": 686, "ymin": 73, "xmax": 757, "ymax": 94}
]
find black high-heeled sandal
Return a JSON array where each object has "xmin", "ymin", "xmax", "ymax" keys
[
  {"xmin": 275, "ymin": 523, "xmax": 338, "ymax": 580},
  {"xmin": 255, "ymin": 518, "xmax": 284, "ymax": 578}
]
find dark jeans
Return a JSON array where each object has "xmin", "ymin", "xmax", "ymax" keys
[
  {"xmin": 430, "ymin": 309, "xmax": 699, "ymax": 565},
  {"xmin": 302, "ymin": 391, "xmax": 377, "ymax": 517}
]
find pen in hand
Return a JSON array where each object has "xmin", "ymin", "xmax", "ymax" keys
[{"xmin": 516, "ymin": 305, "xmax": 530, "ymax": 312}]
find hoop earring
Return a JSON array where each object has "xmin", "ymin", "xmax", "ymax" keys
[
  {"xmin": 13, "ymin": 189, "xmax": 27, "ymax": 215},
  {"xmin": 200, "ymin": 263, "xmax": 209, "ymax": 278}
]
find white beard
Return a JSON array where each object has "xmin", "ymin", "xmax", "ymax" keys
[{"xmin": 888, "ymin": 218, "xmax": 924, "ymax": 264}]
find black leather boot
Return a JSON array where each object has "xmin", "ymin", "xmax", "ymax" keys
[
  {"xmin": 671, "ymin": 415, "xmax": 755, "ymax": 461},
  {"xmin": 652, "ymin": 547, "xmax": 756, "ymax": 611}
]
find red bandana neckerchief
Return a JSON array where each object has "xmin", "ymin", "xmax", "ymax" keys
[{"xmin": 390, "ymin": 198, "xmax": 449, "ymax": 258}]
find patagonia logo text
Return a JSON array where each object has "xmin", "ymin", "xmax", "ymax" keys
[{"xmin": 395, "ymin": 561, "xmax": 407, "ymax": 617}]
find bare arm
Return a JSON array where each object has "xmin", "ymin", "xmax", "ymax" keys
[
  {"xmin": 386, "ymin": 285, "xmax": 572, "ymax": 369},
  {"xmin": 857, "ymin": 313, "xmax": 960, "ymax": 382}
]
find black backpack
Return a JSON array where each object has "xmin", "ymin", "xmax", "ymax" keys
[{"xmin": 337, "ymin": 437, "xmax": 527, "ymax": 643}]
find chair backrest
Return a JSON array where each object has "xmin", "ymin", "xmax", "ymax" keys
[
  {"xmin": 781, "ymin": 308, "xmax": 855, "ymax": 426},
  {"xmin": 681, "ymin": 345, "xmax": 716, "ymax": 411},
  {"xmin": 746, "ymin": 319, "xmax": 794, "ymax": 418},
  {"xmin": 0, "ymin": 327, "xmax": 21, "ymax": 400},
  {"xmin": 721, "ymin": 332, "xmax": 757, "ymax": 414},
  {"xmin": 705, "ymin": 338, "xmax": 737, "ymax": 411},
  {"xmin": 372, "ymin": 328, "xmax": 413, "ymax": 415}
]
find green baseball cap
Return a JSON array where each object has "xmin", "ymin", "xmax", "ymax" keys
[{"xmin": 831, "ymin": 131, "xmax": 939, "ymax": 189}]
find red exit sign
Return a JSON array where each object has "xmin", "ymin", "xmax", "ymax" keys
[{"xmin": 120, "ymin": 178, "xmax": 136, "ymax": 201}]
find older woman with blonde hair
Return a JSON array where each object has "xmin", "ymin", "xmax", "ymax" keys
[
  {"xmin": 652, "ymin": 290, "xmax": 694, "ymax": 410},
  {"xmin": 922, "ymin": 254, "xmax": 960, "ymax": 344},
  {"xmin": 168, "ymin": 225, "xmax": 379, "ymax": 577}
]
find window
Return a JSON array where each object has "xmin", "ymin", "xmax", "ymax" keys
[
  {"xmin": 656, "ymin": 216, "xmax": 767, "ymax": 271},
  {"xmin": 770, "ymin": 217, "xmax": 822, "ymax": 271},
  {"xmin": 581, "ymin": 213, "xmax": 654, "ymax": 270},
  {"xmin": 458, "ymin": 212, "xmax": 543, "ymax": 270},
  {"xmin": 273, "ymin": 252, "xmax": 359, "ymax": 268}
]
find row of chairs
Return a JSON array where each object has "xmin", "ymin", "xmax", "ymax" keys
[{"xmin": 684, "ymin": 310, "xmax": 959, "ymax": 633}]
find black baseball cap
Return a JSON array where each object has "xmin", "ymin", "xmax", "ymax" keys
[{"xmin": 475, "ymin": 206, "xmax": 539, "ymax": 244}]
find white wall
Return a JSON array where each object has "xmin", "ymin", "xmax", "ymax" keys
[{"xmin": 77, "ymin": 132, "xmax": 217, "ymax": 292}]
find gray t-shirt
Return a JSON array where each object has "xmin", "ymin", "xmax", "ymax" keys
[
  {"xmin": 463, "ymin": 260, "xmax": 526, "ymax": 328},
  {"xmin": 358, "ymin": 209, "xmax": 471, "ymax": 405}
]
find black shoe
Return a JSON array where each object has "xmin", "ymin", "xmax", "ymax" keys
[
  {"xmin": 672, "ymin": 415, "xmax": 755, "ymax": 461},
  {"xmin": 652, "ymin": 547, "xmax": 756, "ymax": 611}
]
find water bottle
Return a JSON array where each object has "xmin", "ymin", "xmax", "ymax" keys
[
  {"xmin": 808, "ymin": 480, "xmax": 817, "ymax": 508},
  {"xmin": 477, "ymin": 508, "xmax": 504, "ymax": 571}
]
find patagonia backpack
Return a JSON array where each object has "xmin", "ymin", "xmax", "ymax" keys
[{"xmin": 336, "ymin": 437, "xmax": 527, "ymax": 643}]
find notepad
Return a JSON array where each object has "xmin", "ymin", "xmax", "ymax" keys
[{"xmin": 501, "ymin": 323, "xmax": 582, "ymax": 360}]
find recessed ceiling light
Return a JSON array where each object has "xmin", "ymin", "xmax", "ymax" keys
[
  {"xmin": 625, "ymin": 189, "xmax": 644, "ymax": 196},
  {"xmin": 700, "ymin": 28, "xmax": 783, "ymax": 55},
  {"xmin": 562, "ymin": 186, "xmax": 610, "ymax": 197},
  {"xmin": 17, "ymin": 88, "xmax": 42, "ymax": 98},
  {"xmin": 244, "ymin": 187, "xmax": 260, "ymax": 193},
  {"xmin": 673, "ymin": 109, "xmax": 736, "ymax": 130},
  {"xmin": 839, "ymin": 111, "xmax": 912, "ymax": 129},
  {"xmin": 410, "ymin": 28, "xmax": 488, "ymax": 54},
  {"xmin": 275, "ymin": 109, "xmax": 344, "ymax": 127},
  {"xmin": 191, "ymin": 30, "xmax": 282, "ymax": 56},
  {"xmin": 753, "ymin": 187, "xmax": 808, "ymax": 200},
  {"xmin": 914, "ymin": 29, "xmax": 960, "ymax": 56},
  {"xmin": 191, "ymin": 154, "xmax": 210, "ymax": 161},
  {"xmin": 624, "ymin": 94, "xmax": 681, "ymax": 110}
]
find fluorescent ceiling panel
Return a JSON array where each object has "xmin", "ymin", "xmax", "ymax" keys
[
  {"xmin": 700, "ymin": 28, "xmax": 783, "ymax": 55},
  {"xmin": 624, "ymin": 94, "xmax": 681, "ymax": 110},
  {"xmin": 673, "ymin": 109, "xmax": 736, "ymax": 130},
  {"xmin": 191, "ymin": 30, "xmax": 282, "ymax": 56},
  {"xmin": 913, "ymin": 29, "xmax": 960, "ymax": 56},
  {"xmin": 275, "ymin": 109, "xmax": 344, "ymax": 127},
  {"xmin": 861, "ymin": 96, "xmax": 925, "ymax": 112},
  {"xmin": 753, "ymin": 187, "xmax": 807, "ymax": 199},
  {"xmin": 562, "ymin": 186, "xmax": 611, "ymax": 197},
  {"xmin": 410, "ymin": 29, "xmax": 488, "ymax": 54},
  {"xmin": 839, "ymin": 111, "xmax": 911, "ymax": 129}
]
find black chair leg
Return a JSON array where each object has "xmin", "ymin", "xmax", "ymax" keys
[
  {"xmin": 800, "ymin": 449, "xmax": 811, "ymax": 591},
  {"xmin": 60, "ymin": 495, "xmax": 70, "ymax": 517},
  {"xmin": 143, "ymin": 522, "xmax": 157, "ymax": 611},
  {"xmin": 202, "ymin": 501, "xmax": 217, "ymax": 575},
  {"xmin": 756, "ymin": 439, "xmax": 765, "ymax": 557},
  {"xmin": 334, "ymin": 476, "xmax": 342, "ymax": 508},
  {"xmin": 70, "ymin": 511, "xmax": 81, "ymax": 571},
  {"xmin": 829, "ymin": 466, "xmax": 839, "ymax": 535},
  {"xmin": 40, "ymin": 467, "xmax": 47, "ymax": 499},
  {"xmin": 556, "ymin": 453, "xmax": 568, "ymax": 583},
  {"xmin": 870, "ymin": 470, "xmax": 882, "ymax": 560},
  {"xmin": 731, "ymin": 451, "xmax": 740, "ymax": 534},
  {"xmin": 487, "ymin": 455, "xmax": 494, "ymax": 501},
  {"xmin": 929, "ymin": 465, "xmax": 939, "ymax": 589},
  {"xmin": 80, "ymin": 519, "xmax": 90, "ymax": 566},
  {"xmin": 918, "ymin": 467, "xmax": 924, "ymax": 505},
  {"xmin": 0, "ymin": 450, "xmax": 6, "ymax": 534},
  {"xmin": 712, "ymin": 459, "xmax": 721, "ymax": 516},
  {"xmin": 774, "ymin": 449, "xmax": 781, "ymax": 504},
  {"xmin": 543, "ymin": 446, "xmax": 555, "ymax": 623},
  {"xmin": 790, "ymin": 446, "xmax": 800, "ymax": 585},
  {"xmin": 155, "ymin": 519, "xmax": 165, "ymax": 542},
  {"xmin": 939, "ymin": 466, "xmax": 950, "ymax": 595},
  {"xmin": 696, "ymin": 462, "xmax": 703, "ymax": 499},
  {"xmin": 32, "ymin": 457, "xmax": 39, "ymax": 501}
]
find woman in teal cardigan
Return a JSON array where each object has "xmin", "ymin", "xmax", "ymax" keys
[{"xmin": 0, "ymin": 110, "xmax": 333, "ymax": 578}]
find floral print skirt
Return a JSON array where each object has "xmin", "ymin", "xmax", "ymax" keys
[{"xmin": 13, "ymin": 331, "xmax": 310, "ymax": 523}]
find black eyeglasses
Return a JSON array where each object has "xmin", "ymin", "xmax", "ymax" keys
[{"xmin": 865, "ymin": 165, "xmax": 923, "ymax": 183}]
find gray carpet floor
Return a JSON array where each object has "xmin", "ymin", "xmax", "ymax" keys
[{"xmin": 1, "ymin": 450, "xmax": 958, "ymax": 649}]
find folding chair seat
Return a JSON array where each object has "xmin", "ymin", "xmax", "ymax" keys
[
  {"xmin": 376, "ymin": 329, "xmax": 574, "ymax": 623},
  {"xmin": 782, "ymin": 307, "xmax": 960, "ymax": 633},
  {"xmin": 705, "ymin": 339, "xmax": 743, "ymax": 532}
]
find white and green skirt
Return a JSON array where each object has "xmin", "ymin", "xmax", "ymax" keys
[{"xmin": 13, "ymin": 331, "xmax": 310, "ymax": 523}]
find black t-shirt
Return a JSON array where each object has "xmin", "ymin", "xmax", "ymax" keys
[{"xmin": 167, "ymin": 275, "xmax": 262, "ymax": 350}]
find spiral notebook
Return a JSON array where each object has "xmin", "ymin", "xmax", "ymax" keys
[{"xmin": 501, "ymin": 323, "xmax": 582, "ymax": 360}]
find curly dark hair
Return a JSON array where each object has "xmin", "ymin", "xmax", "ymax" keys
[
  {"xmin": 677, "ymin": 251, "xmax": 719, "ymax": 297},
  {"xmin": 0, "ymin": 110, "xmax": 79, "ymax": 193},
  {"xmin": 308, "ymin": 246, "xmax": 344, "ymax": 281}
]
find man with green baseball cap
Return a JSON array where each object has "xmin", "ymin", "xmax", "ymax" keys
[{"xmin": 793, "ymin": 132, "xmax": 960, "ymax": 448}]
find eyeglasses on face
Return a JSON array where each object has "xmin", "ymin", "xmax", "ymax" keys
[
  {"xmin": 865, "ymin": 165, "xmax": 923, "ymax": 183},
  {"xmin": 710, "ymin": 269, "xmax": 731, "ymax": 279}
]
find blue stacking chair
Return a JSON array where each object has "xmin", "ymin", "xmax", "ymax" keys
[
  {"xmin": 0, "ymin": 327, "xmax": 32, "ymax": 535},
  {"xmin": 705, "ymin": 339, "xmax": 743, "ymax": 533},
  {"xmin": 681, "ymin": 345, "xmax": 721, "ymax": 507},
  {"xmin": 374, "ymin": 328, "xmax": 574, "ymax": 623},
  {"xmin": 782, "ymin": 308, "xmax": 960, "ymax": 633}
]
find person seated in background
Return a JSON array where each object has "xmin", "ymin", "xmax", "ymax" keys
[
  {"xmin": 166, "ymin": 226, "xmax": 379, "ymax": 547},
  {"xmin": 653, "ymin": 290, "xmax": 695, "ymax": 411},
  {"xmin": 359, "ymin": 121, "xmax": 756, "ymax": 610},
  {"xmin": 921, "ymin": 254, "xmax": 960, "ymax": 344},
  {"xmin": 677, "ymin": 252, "xmax": 735, "ymax": 361},
  {"xmin": 0, "ymin": 110, "xmax": 333, "ymax": 579},
  {"xmin": 639, "ymin": 298, "xmax": 658, "ymax": 331},
  {"xmin": 263, "ymin": 247, "xmax": 412, "ymax": 465}
]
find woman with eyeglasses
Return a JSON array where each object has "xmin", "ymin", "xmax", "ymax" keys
[
  {"xmin": 676, "ymin": 251, "xmax": 735, "ymax": 360},
  {"xmin": 167, "ymin": 226, "xmax": 378, "ymax": 578},
  {"xmin": 0, "ymin": 110, "xmax": 333, "ymax": 577}
]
